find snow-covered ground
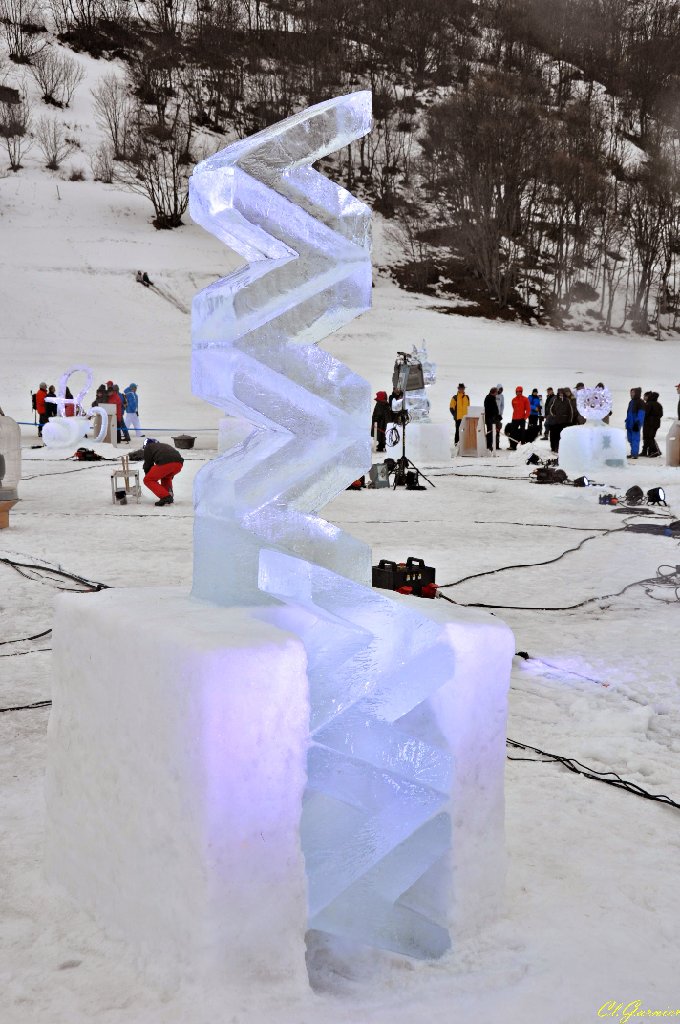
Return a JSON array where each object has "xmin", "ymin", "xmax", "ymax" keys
[{"xmin": 3, "ymin": 46, "xmax": 680, "ymax": 1024}]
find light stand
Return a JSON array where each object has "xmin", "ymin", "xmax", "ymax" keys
[{"xmin": 391, "ymin": 413, "xmax": 435, "ymax": 490}]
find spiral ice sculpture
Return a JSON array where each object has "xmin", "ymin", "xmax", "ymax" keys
[{"xmin": 189, "ymin": 93, "xmax": 457, "ymax": 959}]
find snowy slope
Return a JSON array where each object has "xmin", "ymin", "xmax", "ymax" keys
[{"xmin": 2, "ymin": 42, "xmax": 680, "ymax": 1024}]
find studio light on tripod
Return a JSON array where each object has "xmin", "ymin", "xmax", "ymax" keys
[
  {"xmin": 625, "ymin": 485, "xmax": 644, "ymax": 506},
  {"xmin": 647, "ymin": 487, "xmax": 667, "ymax": 506},
  {"xmin": 573, "ymin": 476, "xmax": 590, "ymax": 487}
]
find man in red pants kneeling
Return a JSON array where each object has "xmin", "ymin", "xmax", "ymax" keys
[{"xmin": 142, "ymin": 438, "xmax": 184, "ymax": 507}]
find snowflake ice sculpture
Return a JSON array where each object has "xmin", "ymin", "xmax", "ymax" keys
[
  {"xmin": 189, "ymin": 93, "xmax": 459, "ymax": 959},
  {"xmin": 576, "ymin": 385, "xmax": 612, "ymax": 422}
]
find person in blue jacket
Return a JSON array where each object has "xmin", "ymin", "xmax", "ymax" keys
[
  {"xmin": 123, "ymin": 383, "xmax": 143, "ymax": 437},
  {"xmin": 529, "ymin": 389, "xmax": 542, "ymax": 431},
  {"xmin": 625, "ymin": 387, "xmax": 646, "ymax": 459}
]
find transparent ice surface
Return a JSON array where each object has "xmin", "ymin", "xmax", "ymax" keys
[
  {"xmin": 190, "ymin": 94, "xmax": 456, "ymax": 959},
  {"xmin": 189, "ymin": 93, "xmax": 373, "ymax": 605}
]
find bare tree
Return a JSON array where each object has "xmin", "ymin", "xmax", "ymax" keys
[
  {"xmin": 48, "ymin": 0, "xmax": 102, "ymax": 33},
  {"xmin": 29, "ymin": 47, "xmax": 85, "ymax": 107},
  {"xmin": 134, "ymin": 0, "xmax": 188, "ymax": 37},
  {"xmin": 91, "ymin": 71, "xmax": 134, "ymax": 158},
  {"xmin": 0, "ymin": 88, "xmax": 32, "ymax": 169},
  {"xmin": 116, "ymin": 101, "xmax": 192, "ymax": 228},
  {"xmin": 35, "ymin": 114, "xmax": 73, "ymax": 167},
  {"xmin": 90, "ymin": 139, "xmax": 114, "ymax": 181},
  {"xmin": 0, "ymin": 0, "xmax": 46, "ymax": 64}
]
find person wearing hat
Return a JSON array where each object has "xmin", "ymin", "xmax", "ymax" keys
[
  {"xmin": 34, "ymin": 382, "xmax": 48, "ymax": 436},
  {"xmin": 371, "ymin": 390, "xmax": 391, "ymax": 453},
  {"xmin": 449, "ymin": 383, "xmax": 470, "ymax": 445},
  {"xmin": 123, "ymin": 383, "xmax": 143, "ymax": 436},
  {"xmin": 142, "ymin": 438, "xmax": 184, "ymax": 506},
  {"xmin": 494, "ymin": 385, "xmax": 504, "ymax": 449},
  {"xmin": 511, "ymin": 386, "xmax": 531, "ymax": 443}
]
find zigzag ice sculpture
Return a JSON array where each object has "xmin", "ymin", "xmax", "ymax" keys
[
  {"xmin": 189, "ymin": 93, "xmax": 470, "ymax": 959},
  {"xmin": 45, "ymin": 93, "xmax": 511, "ymax": 985}
]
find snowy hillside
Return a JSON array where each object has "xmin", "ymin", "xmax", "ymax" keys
[{"xmin": 2, "ymin": 32, "xmax": 680, "ymax": 1024}]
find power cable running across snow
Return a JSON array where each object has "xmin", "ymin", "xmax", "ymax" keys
[{"xmin": 506, "ymin": 737, "xmax": 680, "ymax": 811}]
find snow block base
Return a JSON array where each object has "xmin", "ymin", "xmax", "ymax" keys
[
  {"xmin": 558, "ymin": 422, "xmax": 627, "ymax": 476},
  {"xmin": 45, "ymin": 588, "xmax": 310, "ymax": 991},
  {"xmin": 45, "ymin": 588, "xmax": 512, "ymax": 985}
]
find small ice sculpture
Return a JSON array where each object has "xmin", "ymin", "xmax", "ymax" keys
[
  {"xmin": 189, "ymin": 93, "xmax": 459, "ymax": 958},
  {"xmin": 43, "ymin": 366, "xmax": 107, "ymax": 449},
  {"xmin": 577, "ymin": 385, "xmax": 612, "ymax": 421},
  {"xmin": 559, "ymin": 385, "xmax": 626, "ymax": 475}
]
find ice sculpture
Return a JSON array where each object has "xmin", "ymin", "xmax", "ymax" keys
[
  {"xmin": 559, "ymin": 385, "xmax": 627, "ymax": 475},
  {"xmin": 42, "ymin": 366, "xmax": 107, "ymax": 449},
  {"xmin": 45, "ymin": 95, "xmax": 511, "ymax": 986},
  {"xmin": 0, "ymin": 414, "xmax": 21, "ymax": 500},
  {"xmin": 189, "ymin": 93, "xmax": 457, "ymax": 958}
]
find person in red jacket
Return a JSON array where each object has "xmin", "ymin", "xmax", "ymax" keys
[
  {"xmin": 107, "ymin": 382, "xmax": 130, "ymax": 443},
  {"xmin": 511, "ymin": 386, "xmax": 531, "ymax": 443},
  {"xmin": 34, "ymin": 382, "xmax": 48, "ymax": 437}
]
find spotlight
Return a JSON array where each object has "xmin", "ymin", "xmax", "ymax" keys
[
  {"xmin": 647, "ymin": 487, "xmax": 667, "ymax": 506},
  {"xmin": 625, "ymin": 485, "xmax": 644, "ymax": 506},
  {"xmin": 573, "ymin": 476, "xmax": 590, "ymax": 487}
]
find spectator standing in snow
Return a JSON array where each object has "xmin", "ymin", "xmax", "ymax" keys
[
  {"xmin": 34, "ymin": 382, "xmax": 48, "ymax": 436},
  {"xmin": 123, "ymin": 383, "xmax": 143, "ymax": 437},
  {"xmin": 371, "ymin": 390, "xmax": 391, "ymax": 453},
  {"xmin": 484, "ymin": 387, "xmax": 501, "ymax": 451},
  {"xmin": 641, "ymin": 392, "xmax": 663, "ymax": 457},
  {"xmin": 529, "ymin": 389, "xmax": 542, "ymax": 431},
  {"xmin": 108, "ymin": 383, "xmax": 130, "ymax": 443},
  {"xmin": 142, "ymin": 438, "xmax": 183, "ymax": 506},
  {"xmin": 675, "ymin": 382, "xmax": 680, "ymax": 419},
  {"xmin": 548, "ymin": 388, "xmax": 574, "ymax": 453},
  {"xmin": 625, "ymin": 387, "xmax": 646, "ymax": 459},
  {"xmin": 573, "ymin": 382, "xmax": 586, "ymax": 423},
  {"xmin": 543, "ymin": 387, "xmax": 555, "ymax": 438},
  {"xmin": 449, "ymin": 384, "xmax": 470, "ymax": 445},
  {"xmin": 45, "ymin": 385, "xmax": 58, "ymax": 419},
  {"xmin": 511, "ymin": 386, "xmax": 530, "ymax": 443},
  {"xmin": 495, "ymin": 385, "xmax": 504, "ymax": 449}
]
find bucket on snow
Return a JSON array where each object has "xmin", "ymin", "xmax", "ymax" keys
[{"xmin": 172, "ymin": 435, "xmax": 196, "ymax": 450}]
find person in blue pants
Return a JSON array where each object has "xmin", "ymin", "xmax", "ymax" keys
[{"xmin": 625, "ymin": 387, "xmax": 646, "ymax": 459}]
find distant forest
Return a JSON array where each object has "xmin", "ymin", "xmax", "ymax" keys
[{"xmin": 2, "ymin": 0, "xmax": 680, "ymax": 331}]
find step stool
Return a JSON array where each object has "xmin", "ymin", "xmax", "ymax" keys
[{"xmin": 111, "ymin": 456, "xmax": 141, "ymax": 504}]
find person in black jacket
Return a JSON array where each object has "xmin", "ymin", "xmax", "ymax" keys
[
  {"xmin": 641, "ymin": 392, "xmax": 663, "ymax": 457},
  {"xmin": 542, "ymin": 387, "xmax": 555, "ymax": 438},
  {"xmin": 371, "ymin": 391, "xmax": 391, "ymax": 453},
  {"xmin": 483, "ymin": 387, "xmax": 501, "ymax": 451},
  {"xmin": 548, "ymin": 388, "xmax": 574, "ymax": 453},
  {"xmin": 142, "ymin": 438, "xmax": 184, "ymax": 506}
]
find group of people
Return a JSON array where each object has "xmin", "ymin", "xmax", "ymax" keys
[
  {"xmin": 372, "ymin": 381, "xmax": 680, "ymax": 460},
  {"xmin": 93, "ymin": 381, "xmax": 142, "ymax": 443},
  {"xmin": 33, "ymin": 379, "xmax": 142, "ymax": 443}
]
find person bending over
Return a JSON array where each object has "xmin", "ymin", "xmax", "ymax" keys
[{"xmin": 142, "ymin": 438, "xmax": 184, "ymax": 507}]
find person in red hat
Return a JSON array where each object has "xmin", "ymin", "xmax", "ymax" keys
[
  {"xmin": 372, "ymin": 390, "xmax": 391, "ymax": 452},
  {"xmin": 511, "ymin": 386, "xmax": 531, "ymax": 443}
]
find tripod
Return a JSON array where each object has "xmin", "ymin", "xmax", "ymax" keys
[{"xmin": 391, "ymin": 416, "xmax": 435, "ymax": 489}]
